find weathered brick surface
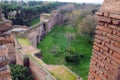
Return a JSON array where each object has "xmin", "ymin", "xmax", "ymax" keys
[
  {"xmin": 88, "ymin": 0, "xmax": 120, "ymax": 80},
  {"xmin": 0, "ymin": 45, "xmax": 11, "ymax": 80}
]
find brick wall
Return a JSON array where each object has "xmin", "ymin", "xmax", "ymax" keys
[
  {"xmin": 88, "ymin": 0, "xmax": 120, "ymax": 80},
  {"xmin": 0, "ymin": 45, "xmax": 11, "ymax": 80},
  {"xmin": 29, "ymin": 58, "xmax": 56, "ymax": 80},
  {"xmin": 0, "ymin": 7, "xmax": 2, "ymax": 20},
  {"xmin": 25, "ymin": 10, "xmax": 63, "ymax": 47}
]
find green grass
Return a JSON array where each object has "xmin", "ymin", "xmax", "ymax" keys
[
  {"xmin": 49, "ymin": 66, "xmax": 77, "ymax": 80},
  {"xmin": 17, "ymin": 38, "xmax": 31, "ymax": 47},
  {"xmin": 26, "ymin": 17, "xmax": 40, "ymax": 26},
  {"xmin": 37, "ymin": 25, "xmax": 93, "ymax": 80}
]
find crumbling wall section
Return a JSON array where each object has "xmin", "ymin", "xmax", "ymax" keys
[
  {"xmin": 88, "ymin": 0, "xmax": 120, "ymax": 80},
  {"xmin": 0, "ymin": 45, "xmax": 11, "ymax": 80}
]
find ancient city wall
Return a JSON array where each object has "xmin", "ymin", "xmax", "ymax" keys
[
  {"xmin": 14, "ymin": 35, "xmax": 56, "ymax": 80},
  {"xmin": 24, "ymin": 10, "xmax": 63, "ymax": 47},
  {"xmin": 0, "ymin": 20, "xmax": 12, "ymax": 32},
  {"xmin": 88, "ymin": 0, "xmax": 120, "ymax": 80},
  {"xmin": 0, "ymin": 45, "xmax": 11, "ymax": 80}
]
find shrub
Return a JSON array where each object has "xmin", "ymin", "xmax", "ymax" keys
[
  {"xmin": 10, "ymin": 64, "xmax": 33, "ymax": 80},
  {"xmin": 65, "ymin": 47, "xmax": 76, "ymax": 54},
  {"xmin": 65, "ymin": 55, "xmax": 79, "ymax": 64},
  {"xmin": 49, "ymin": 46, "xmax": 61, "ymax": 56},
  {"xmin": 77, "ymin": 15, "xmax": 96, "ymax": 36}
]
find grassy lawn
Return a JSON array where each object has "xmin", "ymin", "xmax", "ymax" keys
[
  {"xmin": 48, "ymin": 65, "xmax": 77, "ymax": 80},
  {"xmin": 17, "ymin": 38, "xmax": 31, "ymax": 47},
  {"xmin": 26, "ymin": 17, "xmax": 40, "ymax": 26},
  {"xmin": 37, "ymin": 25, "xmax": 93, "ymax": 80}
]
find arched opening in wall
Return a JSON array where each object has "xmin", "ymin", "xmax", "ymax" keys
[
  {"xmin": 43, "ymin": 23, "xmax": 46, "ymax": 31},
  {"xmin": 36, "ymin": 35, "xmax": 40, "ymax": 45},
  {"xmin": 41, "ymin": 23, "xmax": 46, "ymax": 39}
]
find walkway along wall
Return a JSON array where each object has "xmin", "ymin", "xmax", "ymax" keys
[
  {"xmin": 15, "ymin": 37, "xmax": 56, "ymax": 80},
  {"xmin": 88, "ymin": 0, "xmax": 120, "ymax": 80}
]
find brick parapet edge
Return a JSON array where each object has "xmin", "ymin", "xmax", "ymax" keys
[{"xmin": 88, "ymin": 11, "xmax": 120, "ymax": 80}]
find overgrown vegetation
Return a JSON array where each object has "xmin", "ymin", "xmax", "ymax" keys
[
  {"xmin": 10, "ymin": 64, "xmax": 33, "ymax": 80},
  {"xmin": 37, "ymin": 26, "xmax": 93, "ymax": 80},
  {"xmin": 1, "ymin": 1, "xmax": 67, "ymax": 25},
  {"xmin": 63, "ymin": 4, "xmax": 99, "ymax": 37},
  {"xmin": 25, "ymin": 17, "xmax": 40, "ymax": 26}
]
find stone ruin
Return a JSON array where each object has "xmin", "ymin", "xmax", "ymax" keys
[
  {"xmin": 0, "ymin": 45, "xmax": 11, "ymax": 80},
  {"xmin": 0, "ymin": 0, "xmax": 120, "ymax": 80},
  {"xmin": 88, "ymin": 0, "xmax": 120, "ymax": 80},
  {"xmin": 0, "ymin": 7, "xmax": 12, "ymax": 80}
]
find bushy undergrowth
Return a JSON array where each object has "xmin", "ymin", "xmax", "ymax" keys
[{"xmin": 10, "ymin": 64, "xmax": 33, "ymax": 80}]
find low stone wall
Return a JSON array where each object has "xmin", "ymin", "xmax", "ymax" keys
[
  {"xmin": 15, "ymin": 52, "xmax": 56, "ymax": 80},
  {"xmin": 15, "ymin": 36, "xmax": 56, "ymax": 80},
  {"xmin": 29, "ymin": 57, "xmax": 56, "ymax": 80}
]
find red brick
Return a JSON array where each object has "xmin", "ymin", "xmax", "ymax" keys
[
  {"xmin": 101, "ymin": 41, "xmax": 105, "ymax": 46},
  {"xmin": 95, "ymin": 34, "xmax": 110, "ymax": 43},
  {"xmin": 104, "ymin": 51, "xmax": 120, "ymax": 65},
  {"xmin": 106, "ymin": 33, "xmax": 120, "ymax": 43},
  {"xmin": 103, "ymin": 73, "xmax": 108, "ymax": 79},
  {"xmin": 95, "ymin": 30, "xmax": 102, "ymax": 35},
  {"xmin": 90, "ymin": 69, "xmax": 101, "ymax": 80},
  {"xmin": 109, "ymin": 50, "xmax": 113, "ymax": 54},
  {"xmin": 104, "ymin": 66, "xmax": 110, "ymax": 71},
  {"xmin": 94, "ymin": 42, "xmax": 108, "ymax": 52},
  {"xmin": 113, "ymin": 30, "xmax": 117, "ymax": 35},
  {"xmin": 110, "ymin": 13, "xmax": 120, "ymax": 19},
  {"xmin": 94, "ymin": 38, "xmax": 101, "ymax": 44},
  {"xmin": 105, "ymin": 43, "xmax": 120, "ymax": 53},
  {"xmin": 110, "ymin": 60, "xmax": 120, "ymax": 69},
  {"xmin": 112, "ymin": 19, "xmax": 120, "ymax": 25},
  {"xmin": 114, "ymin": 42, "xmax": 120, "ymax": 48},
  {"xmin": 96, "ymin": 26, "xmax": 113, "ymax": 34},
  {"xmin": 104, "ymin": 12, "xmax": 110, "ymax": 17},
  {"xmin": 108, "ymin": 24, "xmax": 120, "ymax": 30},
  {"xmin": 100, "ymin": 48, "xmax": 103, "ymax": 53},
  {"xmin": 91, "ymin": 60, "xmax": 97, "ymax": 65},
  {"xmin": 92, "ymin": 56, "xmax": 105, "ymax": 67},
  {"xmin": 113, "ymin": 53, "xmax": 120, "ymax": 59},
  {"xmin": 93, "ymin": 49, "xmax": 100, "ymax": 55},
  {"xmin": 93, "ymin": 45, "xmax": 100, "ymax": 51},
  {"xmin": 110, "ymin": 40, "xmax": 115, "ymax": 45},
  {"xmin": 104, "ymin": 23, "xmax": 108, "ymax": 27},
  {"xmin": 97, "ymin": 16, "xmax": 112, "ymax": 23},
  {"xmin": 106, "ymin": 57, "xmax": 111, "ymax": 63},
  {"xmin": 98, "ymin": 22, "xmax": 105, "ymax": 26},
  {"xmin": 117, "ymin": 31, "xmax": 120, "ymax": 36},
  {"xmin": 102, "ymin": 32, "xmax": 107, "ymax": 36}
]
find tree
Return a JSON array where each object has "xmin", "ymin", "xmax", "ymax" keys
[
  {"xmin": 10, "ymin": 64, "xmax": 33, "ymax": 80},
  {"xmin": 78, "ymin": 15, "xmax": 96, "ymax": 36}
]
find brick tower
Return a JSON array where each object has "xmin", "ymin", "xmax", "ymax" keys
[{"xmin": 88, "ymin": 0, "xmax": 120, "ymax": 80}]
